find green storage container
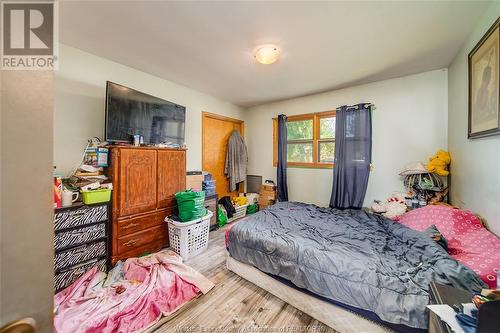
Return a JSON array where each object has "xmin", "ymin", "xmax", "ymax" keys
[
  {"xmin": 175, "ymin": 189, "xmax": 207, "ymax": 222},
  {"xmin": 246, "ymin": 204, "xmax": 258, "ymax": 215},
  {"xmin": 80, "ymin": 188, "xmax": 112, "ymax": 205}
]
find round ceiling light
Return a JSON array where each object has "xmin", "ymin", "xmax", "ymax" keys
[{"xmin": 254, "ymin": 45, "xmax": 280, "ymax": 65}]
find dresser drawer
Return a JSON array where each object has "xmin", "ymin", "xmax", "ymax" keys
[
  {"xmin": 54, "ymin": 204, "xmax": 108, "ymax": 231},
  {"xmin": 54, "ymin": 241, "xmax": 107, "ymax": 272},
  {"xmin": 54, "ymin": 258, "xmax": 106, "ymax": 292},
  {"xmin": 117, "ymin": 224, "xmax": 167, "ymax": 255},
  {"xmin": 54, "ymin": 223, "xmax": 106, "ymax": 251},
  {"xmin": 117, "ymin": 209, "xmax": 171, "ymax": 237}
]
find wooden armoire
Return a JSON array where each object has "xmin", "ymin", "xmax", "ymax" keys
[{"xmin": 107, "ymin": 146, "xmax": 186, "ymax": 264}]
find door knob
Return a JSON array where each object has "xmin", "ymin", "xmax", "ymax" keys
[{"xmin": 0, "ymin": 318, "xmax": 36, "ymax": 333}]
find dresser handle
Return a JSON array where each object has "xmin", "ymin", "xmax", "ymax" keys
[
  {"xmin": 123, "ymin": 239, "xmax": 138, "ymax": 247},
  {"xmin": 122, "ymin": 222, "xmax": 138, "ymax": 229}
]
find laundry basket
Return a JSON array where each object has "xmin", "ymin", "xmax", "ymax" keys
[
  {"xmin": 228, "ymin": 204, "xmax": 248, "ymax": 223},
  {"xmin": 165, "ymin": 211, "xmax": 213, "ymax": 260}
]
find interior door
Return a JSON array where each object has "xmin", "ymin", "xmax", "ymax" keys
[
  {"xmin": 202, "ymin": 112, "xmax": 244, "ymax": 198},
  {"xmin": 118, "ymin": 149, "xmax": 157, "ymax": 216},
  {"xmin": 157, "ymin": 150, "xmax": 186, "ymax": 208},
  {"xmin": 1, "ymin": 71, "xmax": 53, "ymax": 331}
]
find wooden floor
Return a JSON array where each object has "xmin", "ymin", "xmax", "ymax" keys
[{"xmin": 154, "ymin": 225, "xmax": 337, "ymax": 333}]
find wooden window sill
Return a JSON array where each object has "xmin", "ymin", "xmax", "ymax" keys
[{"xmin": 273, "ymin": 162, "xmax": 333, "ymax": 169}]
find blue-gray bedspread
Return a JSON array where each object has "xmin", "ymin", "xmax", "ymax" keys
[{"xmin": 227, "ymin": 202, "xmax": 486, "ymax": 329}]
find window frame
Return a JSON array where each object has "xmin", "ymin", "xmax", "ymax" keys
[{"xmin": 273, "ymin": 110, "xmax": 336, "ymax": 169}]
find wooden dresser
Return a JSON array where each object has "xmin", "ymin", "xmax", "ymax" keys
[{"xmin": 107, "ymin": 146, "xmax": 186, "ymax": 264}]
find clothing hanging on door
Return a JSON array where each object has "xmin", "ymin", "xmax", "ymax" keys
[{"xmin": 224, "ymin": 130, "xmax": 248, "ymax": 192}]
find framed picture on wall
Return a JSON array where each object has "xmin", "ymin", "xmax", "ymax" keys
[{"xmin": 468, "ymin": 17, "xmax": 500, "ymax": 139}]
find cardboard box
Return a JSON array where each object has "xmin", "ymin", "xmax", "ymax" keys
[
  {"xmin": 258, "ymin": 196, "xmax": 275, "ymax": 204},
  {"xmin": 258, "ymin": 199, "xmax": 275, "ymax": 209},
  {"xmin": 186, "ymin": 174, "xmax": 203, "ymax": 191},
  {"xmin": 259, "ymin": 190, "xmax": 276, "ymax": 200},
  {"xmin": 261, "ymin": 184, "xmax": 276, "ymax": 192}
]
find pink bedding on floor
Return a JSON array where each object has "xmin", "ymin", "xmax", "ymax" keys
[
  {"xmin": 397, "ymin": 205, "xmax": 500, "ymax": 289},
  {"xmin": 54, "ymin": 250, "xmax": 214, "ymax": 333}
]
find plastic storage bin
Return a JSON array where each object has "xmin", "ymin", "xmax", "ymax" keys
[
  {"xmin": 166, "ymin": 211, "xmax": 213, "ymax": 260},
  {"xmin": 80, "ymin": 188, "xmax": 112, "ymax": 205},
  {"xmin": 228, "ymin": 204, "xmax": 248, "ymax": 223}
]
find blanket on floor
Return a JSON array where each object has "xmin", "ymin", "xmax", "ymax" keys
[{"xmin": 54, "ymin": 250, "xmax": 214, "ymax": 333}]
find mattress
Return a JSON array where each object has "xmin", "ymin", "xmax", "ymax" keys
[{"xmin": 227, "ymin": 202, "xmax": 486, "ymax": 329}]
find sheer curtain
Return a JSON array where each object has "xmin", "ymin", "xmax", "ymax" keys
[
  {"xmin": 277, "ymin": 114, "xmax": 289, "ymax": 201},
  {"xmin": 329, "ymin": 104, "xmax": 372, "ymax": 209}
]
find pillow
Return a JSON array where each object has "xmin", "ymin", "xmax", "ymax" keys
[{"xmin": 424, "ymin": 224, "xmax": 448, "ymax": 250}]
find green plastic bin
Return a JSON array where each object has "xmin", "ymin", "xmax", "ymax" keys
[{"xmin": 80, "ymin": 188, "xmax": 112, "ymax": 205}]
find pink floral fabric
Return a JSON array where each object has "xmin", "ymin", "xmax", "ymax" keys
[
  {"xmin": 54, "ymin": 250, "xmax": 214, "ymax": 333},
  {"xmin": 397, "ymin": 205, "xmax": 500, "ymax": 289}
]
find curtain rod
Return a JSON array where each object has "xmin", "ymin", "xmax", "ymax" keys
[{"xmin": 336, "ymin": 103, "xmax": 374, "ymax": 110}]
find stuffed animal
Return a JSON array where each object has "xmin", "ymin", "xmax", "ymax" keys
[
  {"xmin": 426, "ymin": 150, "xmax": 451, "ymax": 176},
  {"xmin": 372, "ymin": 193, "xmax": 407, "ymax": 220},
  {"xmin": 428, "ymin": 188, "xmax": 449, "ymax": 205}
]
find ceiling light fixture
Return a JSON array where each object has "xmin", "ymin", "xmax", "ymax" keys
[{"xmin": 254, "ymin": 45, "xmax": 280, "ymax": 65}]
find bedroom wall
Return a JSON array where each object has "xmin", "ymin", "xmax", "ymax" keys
[
  {"xmin": 54, "ymin": 44, "xmax": 245, "ymax": 176},
  {"xmin": 448, "ymin": 2, "xmax": 500, "ymax": 236},
  {"xmin": 245, "ymin": 69, "xmax": 448, "ymax": 207}
]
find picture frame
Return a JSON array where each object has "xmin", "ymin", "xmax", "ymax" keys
[{"xmin": 468, "ymin": 17, "xmax": 500, "ymax": 139}]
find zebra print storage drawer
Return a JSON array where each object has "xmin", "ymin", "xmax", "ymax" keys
[
  {"xmin": 54, "ymin": 241, "xmax": 106, "ymax": 272},
  {"xmin": 54, "ymin": 204, "xmax": 107, "ymax": 231},
  {"xmin": 54, "ymin": 203, "xmax": 110, "ymax": 292},
  {"xmin": 54, "ymin": 258, "xmax": 107, "ymax": 291},
  {"xmin": 54, "ymin": 223, "xmax": 106, "ymax": 251}
]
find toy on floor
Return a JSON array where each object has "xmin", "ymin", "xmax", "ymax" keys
[
  {"xmin": 426, "ymin": 149, "xmax": 451, "ymax": 176},
  {"xmin": 372, "ymin": 193, "xmax": 407, "ymax": 220}
]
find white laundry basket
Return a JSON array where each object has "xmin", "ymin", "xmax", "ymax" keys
[
  {"xmin": 166, "ymin": 210, "xmax": 213, "ymax": 260},
  {"xmin": 227, "ymin": 204, "xmax": 248, "ymax": 223}
]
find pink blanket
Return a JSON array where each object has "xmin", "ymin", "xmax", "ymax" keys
[
  {"xmin": 54, "ymin": 250, "xmax": 214, "ymax": 333},
  {"xmin": 397, "ymin": 205, "xmax": 500, "ymax": 289}
]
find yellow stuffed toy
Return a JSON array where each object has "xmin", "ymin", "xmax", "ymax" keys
[{"xmin": 426, "ymin": 150, "xmax": 451, "ymax": 176}]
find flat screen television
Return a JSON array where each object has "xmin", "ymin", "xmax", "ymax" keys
[{"xmin": 105, "ymin": 81, "xmax": 186, "ymax": 145}]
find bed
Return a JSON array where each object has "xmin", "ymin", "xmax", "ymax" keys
[{"xmin": 226, "ymin": 202, "xmax": 487, "ymax": 333}]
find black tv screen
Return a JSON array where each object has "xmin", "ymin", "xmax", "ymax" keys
[{"xmin": 105, "ymin": 81, "xmax": 186, "ymax": 145}]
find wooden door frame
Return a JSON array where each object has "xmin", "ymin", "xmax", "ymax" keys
[{"xmin": 201, "ymin": 111, "xmax": 245, "ymax": 170}]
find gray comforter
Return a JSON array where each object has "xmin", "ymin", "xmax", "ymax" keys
[{"xmin": 227, "ymin": 202, "xmax": 486, "ymax": 329}]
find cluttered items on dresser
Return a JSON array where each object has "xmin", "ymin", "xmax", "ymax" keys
[
  {"xmin": 53, "ymin": 138, "xmax": 114, "ymax": 291},
  {"xmin": 372, "ymin": 149, "xmax": 451, "ymax": 220},
  {"xmin": 428, "ymin": 282, "xmax": 500, "ymax": 333},
  {"xmin": 54, "ymin": 137, "xmax": 113, "ymax": 209}
]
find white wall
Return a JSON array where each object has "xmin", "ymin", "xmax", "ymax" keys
[
  {"xmin": 55, "ymin": 45, "xmax": 450, "ymax": 211},
  {"xmin": 448, "ymin": 2, "xmax": 500, "ymax": 235},
  {"xmin": 54, "ymin": 44, "xmax": 245, "ymax": 176},
  {"xmin": 245, "ymin": 70, "xmax": 448, "ymax": 207}
]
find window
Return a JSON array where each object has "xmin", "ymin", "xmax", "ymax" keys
[{"xmin": 273, "ymin": 111, "xmax": 336, "ymax": 168}]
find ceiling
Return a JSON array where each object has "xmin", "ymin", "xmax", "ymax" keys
[{"xmin": 59, "ymin": 1, "xmax": 489, "ymax": 107}]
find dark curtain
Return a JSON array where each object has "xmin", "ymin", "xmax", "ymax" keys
[
  {"xmin": 277, "ymin": 114, "xmax": 289, "ymax": 201},
  {"xmin": 329, "ymin": 104, "xmax": 372, "ymax": 209}
]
